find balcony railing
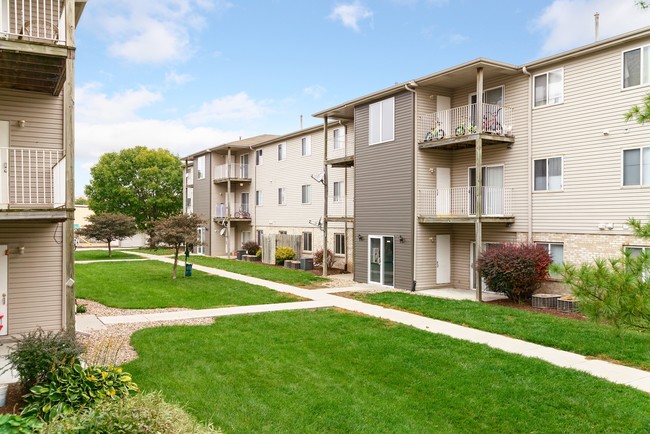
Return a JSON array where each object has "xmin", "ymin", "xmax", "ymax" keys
[
  {"xmin": 0, "ymin": 147, "xmax": 65, "ymax": 208},
  {"xmin": 418, "ymin": 103, "xmax": 513, "ymax": 144},
  {"xmin": 214, "ymin": 163, "xmax": 250, "ymax": 181},
  {"xmin": 327, "ymin": 195, "xmax": 354, "ymax": 219},
  {"xmin": 215, "ymin": 202, "xmax": 251, "ymax": 219},
  {"xmin": 418, "ymin": 187, "xmax": 513, "ymax": 217},
  {"xmin": 0, "ymin": 0, "xmax": 66, "ymax": 42}
]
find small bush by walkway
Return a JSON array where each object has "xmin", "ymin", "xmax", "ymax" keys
[
  {"xmin": 75, "ymin": 261, "xmax": 299, "ymax": 309},
  {"xmin": 75, "ymin": 250, "xmax": 141, "ymax": 261},
  {"xmin": 351, "ymin": 291, "xmax": 650, "ymax": 371}
]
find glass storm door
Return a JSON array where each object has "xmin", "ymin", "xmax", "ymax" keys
[{"xmin": 369, "ymin": 236, "xmax": 394, "ymax": 287}]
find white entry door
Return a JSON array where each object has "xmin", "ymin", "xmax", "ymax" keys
[
  {"xmin": 436, "ymin": 234, "xmax": 451, "ymax": 284},
  {"xmin": 0, "ymin": 244, "xmax": 7, "ymax": 335},
  {"xmin": 436, "ymin": 168, "xmax": 450, "ymax": 215},
  {"xmin": 436, "ymin": 95, "xmax": 451, "ymax": 137}
]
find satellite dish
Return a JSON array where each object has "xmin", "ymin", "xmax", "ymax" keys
[
  {"xmin": 219, "ymin": 228, "xmax": 227, "ymax": 236},
  {"xmin": 311, "ymin": 171, "xmax": 325, "ymax": 183},
  {"xmin": 317, "ymin": 217, "xmax": 322, "ymax": 226}
]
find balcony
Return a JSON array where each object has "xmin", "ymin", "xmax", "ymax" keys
[
  {"xmin": 418, "ymin": 104, "xmax": 514, "ymax": 150},
  {"xmin": 0, "ymin": 0, "xmax": 73, "ymax": 95},
  {"xmin": 327, "ymin": 195, "xmax": 353, "ymax": 223},
  {"xmin": 213, "ymin": 163, "xmax": 250, "ymax": 183},
  {"xmin": 327, "ymin": 132, "xmax": 354, "ymax": 168},
  {"xmin": 213, "ymin": 202, "xmax": 251, "ymax": 222},
  {"xmin": 418, "ymin": 187, "xmax": 514, "ymax": 223}
]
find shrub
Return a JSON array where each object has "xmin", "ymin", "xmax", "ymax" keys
[
  {"xmin": 275, "ymin": 246, "xmax": 296, "ymax": 265},
  {"xmin": 76, "ymin": 303, "xmax": 87, "ymax": 314},
  {"xmin": 7, "ymin": 329, "xmax": 84, "ymax": 389},
  {"xmin": 22, "ymin": 364, "xmax": 139, "ymax": 421},
  {"xmin": 241, "ymin": 241, "xmax": 260, "ymax": 255},
  {"xmin": 477, "ymin": 243, "xmax": 552, "ymax": 302},
  {"xmin": 313, "ymin": 248, "xmax": 335, "ymax": 268},
  {"xmin": 41, "ymin": 392, "xmax": 220, "ymax": 434},
  {"xmin": 0, "ymin": 414, "xmax": 43, "ymax": 433},
  {"xmin": 256, "ymin": 248, "xmax": 262, "ymax": 258}
]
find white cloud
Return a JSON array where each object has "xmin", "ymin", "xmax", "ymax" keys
[
  {"xmin": 533, "ymin": 0, "xmax": 650, "ymax": 55},
  {"xmin": 303, "ymin": 85, "xmax": 326, "ymax": 99},
  {"xmin": 186, "ymin": 92, "xmax": 272, "ymax": 124},
  {"xmin": 329, "ymin": 2, "xmax": 373, "ymax": 32},
  {"xmin": 165, "ymin": 70, "xmax": 194, "ymax": 86},
  {"xmin": 76, "ymin": 83, "xmax": 162, "ymax": 124}
]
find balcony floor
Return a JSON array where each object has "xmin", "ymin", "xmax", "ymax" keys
[
  {"xmin": 418, "ymin": 215, "xmax": 515, "ymax": 224},
  {"xmin": 213, "ymin": 178, "xmax": 251, "ymax": 184},
  {"xmin": 418, "ymin": 133, "xmax": 514, "ymax": 151},
  {"xmin": 0, "ymin": 40, "xmax": 68, "ymax": 95},
  {"xmin": 0, "ymin": 208, "xmax": 67, "ymax": 221}
]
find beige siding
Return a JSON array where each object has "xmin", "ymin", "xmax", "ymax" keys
[
  {"xmin": 530, "ymin": 36, "xmax": 650, "ymax": 234},
  {"xmin": 3, "ymin": 222, "xmax": 64, "ymax": 334}
]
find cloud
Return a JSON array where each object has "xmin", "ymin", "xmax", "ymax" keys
[
  {"xmin": 329, "ymin": 2, "xmax": 373, "ymax": 32},
  {"xmin": 186, "ymin": 92, "xmax": 272, "ymax": 124},
  {"xmin": 533, "ymin": 0, "xmax": 650, "ymax": 55},
  {"xmin": 76, "ymin": 83, "xmax": 162, "ymax": 124},
  {"xmin": 165, "ymin": 70, "xmax": 194, "ymax": 86},
  {"xmin": 303, "ymin": 85, "xmax": 326, "ymax": 99}
]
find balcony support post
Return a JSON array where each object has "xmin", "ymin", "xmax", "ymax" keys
[
  {"xmin": 475, "ymin": 67, "xmax": 484, "ymax": 302},
  {"xmin": 323, "ymin": 116, "xmax": 329, "ymax": 278},
  {"xmin": 226, "ymin": 147, "xmax": 232, "ymax": 258}
]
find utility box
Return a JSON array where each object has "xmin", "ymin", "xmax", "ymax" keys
[
  {"xmin": 301, "ymin": 258, "xmax": 314, "ymax": 271},
  {"xmin": 185, "ymin": 263, "xmax": 193, "ymax": 277},
  {"xmin": 236, "ymin": 249, "xmax": 246, "ymax": 260}
]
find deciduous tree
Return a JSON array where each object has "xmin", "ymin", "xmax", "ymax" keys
[
  {"xmin": 152, "ymin": 214, "xmax": 206, "ymax": 279},
  {"xmin": 76, "ymin": 213, "xmax": 136, "ymax": 257}
]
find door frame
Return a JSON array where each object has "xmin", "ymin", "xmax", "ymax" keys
[
  {"xmin": 436, "ymin": 234, "xmax": 451, "ymax": 284},
  {"xmin": 368, "ymin": 235, "xmax": 395, "ymax": 287}
]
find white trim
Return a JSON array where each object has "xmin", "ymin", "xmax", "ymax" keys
[
  {"xmin": 369, "ymin": 97, "xmax": 395, "ymax": 146},
  {"xmin": 277, "ymin": 143, "xmax": 286, "ymax": 161},
  {"xmin": 368, "ymin": 235, "xmax": 395, "ymax": 287},
  {"xmin": 468, "ymin": 85, "xmax": 505, "ymax": 106},
  {"xmin": 532, "ymin": 67, "xmax": 564, "ymax": 108},
  {"xmin": 622, "ymin": 146, "xmax": 650, "ymax": 187},
  {"xmin": 532, "ymin": 156, "xmax": 564, "ymax": 192},
  {"xmin": 301, "ymin": 136, "xmax": 312, "ymax": 157},
  {"xmin": 622, "ymin": 44, "xmax": 650, "ymax": 90},
  {"xmin": 301, "ymin": 184, "xmax": 311, "ymax": 205}
]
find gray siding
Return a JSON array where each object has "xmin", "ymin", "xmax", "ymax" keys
[
  {"xmin": 192, "ymin": 152, "xmax": 212, "ymax": 253},
  {"xmin": 354, "ymin": 91, "xmax": 414, "ymax": 289}
]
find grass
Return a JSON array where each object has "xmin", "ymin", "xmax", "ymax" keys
[
  {"xmin": 132, "ymin": 248, "xmax": 177, "ymax": 256},
  {"xmin": 186, "ymin": 255, "xmax": 328, "ymax": 287},
  {"xmin": 351, "ymin": 291, "xmax": 650, "ymax": 371},
  {"xmin": 75, "ymin": 249, "xmax": 141, "ymax": 261},
  {"xmin": 75, "ymin": 260, "xmax": 299, "ymax": 309},
  {"xmin": 125, "ymin": 309, "xmax": 650, "ymax": 433}
]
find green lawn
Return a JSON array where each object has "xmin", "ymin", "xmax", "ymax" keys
[
  {"xmin": 75, "ymin": 249, "xmax": 141, "ymax": 261},
  {"xmin": 75, "ymin": 261, "xmax": 299, "ymax": 309},
  {"xmin": 125, "ymin": 309, "xmax": 650, "ymax": 433},
  {"xmin": 187, "ymin": 256, "xmax": 328, "ymax": 287},
  {"xmin": 132, "ymin": 248, "xmax": 177, "ymax": 256},
  {"xmin": 351, "ymin": 291, "xmax": 650, "ymax": 371}
]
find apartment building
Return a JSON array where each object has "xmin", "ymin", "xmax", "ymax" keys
[
  {"xmin": 313, "ymin": 26, "xmax": 650, "ymax": 292},
  {"xmin": 0, "ymin": 0, "xmax": 85, "ymax": 336}
]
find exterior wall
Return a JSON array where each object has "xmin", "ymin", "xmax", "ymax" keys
[
  {"xmin": 354, "ymin": 91, "xmax": 414, "ymax": 289},
  {"xmin": 191, "ymin": 152, "xmax": 212, "ymax": 254}
]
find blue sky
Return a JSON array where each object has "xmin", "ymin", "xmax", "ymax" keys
[{"xmin": 74, "ymin": 0, "xmax": 650, "ymax": 195}]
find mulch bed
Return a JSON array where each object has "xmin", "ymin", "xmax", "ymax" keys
[
  {"xmin": 0, "ymin": 382, "xmax": 25, "ymax": 415},
  {"xmin": 487, "ymin": 298, "xmax": 586, "ymax": 320}
]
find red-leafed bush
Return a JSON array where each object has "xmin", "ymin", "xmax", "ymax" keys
[{"xmin": 477, "ymin": 243, "xmax": 552, "ymax": 302}]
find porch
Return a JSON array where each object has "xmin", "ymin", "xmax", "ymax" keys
[
  {"xmin": 417, "ymin": 187, "xmax": 514, "ymax": 223},
  {"xmin": 214, "ymin": 202, "xmax": 251, "ymax": 222},
  {"xmin": 213, "ymin": 163, "xmax": 251, "ymax": 183}
]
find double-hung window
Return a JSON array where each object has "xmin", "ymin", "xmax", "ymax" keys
[
  {"xmin": 333, "ymin": 181, "xmax": 343, "ymax": 202},
  {"xmin": 303, "ymin": 232, "xmax": 313, "ymax": 252},
  {"xmin": 369, "ymin": 97, "xmax": 395, "ymax": 145},
  {"xmin": 301, "ymin": 137, "xmax": 311, "ymax": 156},
  {"xmin": 623, "ymin": 147, "xmax": 650, "ymax": 186},
  {"xmin": 197, "ymin": 156, "xmax": 206, "ymax": 179},
  {"xmin": 625, "ymin": 246, "xmax": 650, "ymax": 281},
  {"xmin": 255, "ymin": 149, "xmax": 263, "ymax": 166},
  {"xmin": 534, "ymin": 157, "xmax": 563, "ymax": 191},
  {"xmin": 623, "ymin": 44, "xmax": 650, "ymax": 88},
  {"xmin": 278, "ymin": 187, "xmax": 286, "ymax": 205},
  {"xmin": 301, "ymin": 185, "xmax": 311, "ymax": 204},
  {"xmin": 278, "ymin": 143, "xmax": 286, "ymax": 161},
  {"xmin": 335, "ymin": 233, "xmax": 345, "ymax": 255},
  {"xmin": 534, "ymin": 68, "xmax": 563, "ymax": 107},
  {"xmin": 536, "ymin": 242, "xmax": 564, "ymax": 275},
  {"xmin": 255, "ymin": 190, "xmax": 263, "ymax": 206},
  {"xmin": 333, "ymin": 128, "xmax": 344, "ymax": 150}
]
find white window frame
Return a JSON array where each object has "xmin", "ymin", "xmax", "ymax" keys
[
  {"xmin": 533, "ymin": 68, "xmax": 564, "ymax": 108},
  {"xmin": 333, "ymin": 181, "xmax": 343, "ymax": 203},
  {"xmin": 533, "ymin": 156, "xmax": 563, "ymax": 191},
  {"xmin": 301, "ymin": 136, "xmax": 311, "ymax": 157},
  {"xmin": 333, "ymin": 128, "xmax": 344, "ymax": 150},
  {"xmin": 622, "ymin": 146, "xmax": 650, "ymax": 187},
  {"xmin": 256, "ymin": 230, "xmax": 263, "ymax": 246},
  {"xmin": 255, "ymin": 149, "xmax": 263, "ymax": 166},
  {"xmin": 241, "ymin": 231, "xmax": 251, "ymax": 246},
  {"xmin": 536, "ymin": 242, "xmax": 564, "ymax": 275},
  {"xmin": 197, "ymin": 227, "xmax": 206, "ymax": 255},
  {"xmin": 278, "ymin": 143, "xmax": 286, "ymax": 161},
  {"xmin": 278, "ymin": 187, "xmax": 286, "ymax": 205},
  {"xmin": 302, "ymin": 231, "xmax": 313, "ymax": 252},
  {"xmin": 301, "ymin": 184, "xmax": 311, "ymax": 205},
  {"xmin": 622, "ymin": 44, "xmax": 650, "ymax": 89},
  {"xmin": 624, "ymin": 246, "xmax": 650, "ymax": 281},
  {"xmin": 197, "ymin": 156, "xmax": 206, "ymax": 180},
  {"xmin": 369, "ymin": 97, "xmax": 395, "ymax": 145},
  {"xmin": 255, "ymin": 190, "xmax": 263, "ymax": 206},
  {"xmin": 335, "ymin": 233, "xmax": 345, "ymax": 256}
]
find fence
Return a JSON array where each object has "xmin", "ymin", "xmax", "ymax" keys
[{"xmin": 261, "ymin": 234, "xmax": 302, "ymax": 265}]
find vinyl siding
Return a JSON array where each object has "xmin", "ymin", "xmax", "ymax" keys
[
  {"xmin": 192, "ymin": 152, "xmax": 212, "ymax": 254},
  {"xmin": 530, "ymin": 36, "xmax": 650, "ymax": 234},
  {"xmin": 4, "ymin": 222, "xmax": 64, "ymax": 334},
  {"xmin": 355, "ymin": 91, "xmax": 414, "ymax": 289}
]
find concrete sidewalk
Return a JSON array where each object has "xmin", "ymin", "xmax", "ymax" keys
[{"xmin": 77, "ymin": 251, "xmax": 650, "ymax": 394}]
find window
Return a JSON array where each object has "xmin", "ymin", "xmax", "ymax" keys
[
  {"xmin": 256, "ymin": 190, "xmax": 263, "ymax": 206},
  {"xmin": 255, "ymin": 149, "xmax": 263, "ymax": 166},
  {"xmin": 333, "ymin": 181, "xmax": 343, "ymax": 202},
  {"xmin": 623, "ymin": 45, "xmax": 650, "ymax": 88},
  {"xmin": 369, "ymin": 97, "xmax": 395, "ymax": 145},
  {"xmin": 241, "ymin": 192, "xmax": 249, "ymax": 213},
  {"xmin": 278, "ymin": 143, "xmax": 286, "ymax": 161},
  {"xmin": 534, "ymin": 69, "xmax": 563, "ymax": 107},
  {"xmin": 335, "ymin": 233, "xmax": 345, "ymax": 255},
  {"xmin": 240, "ymin": 154, "xmax": 249, "ymax": 178},
  {"xmin": 333, "ymin": 128, "xmax": 344, "ymax": 150},
  {"xmin": 197, "ymin": 227, "xmax": 206, "ymax": 255},
  {"xmin": 625, "ymin": 246, "xmax": 650, "ymax": 281},
  {"xmin": 197, "ymin": 156, "xmax": 205, "ymax": 179},
  {"xmin": 536, "ymin": 242, "xmax": 564, "ymax": 274},
  {"xmin": 623, "ymin": 147, "xmax": 650, "ymax": 186},
  {"xmin": 303, "ymin": 232, "xmax": 313, "ymax": 252},
  {"xmin": 256, "ymin": 230, "xmax": 263, "ymax": 245},
  {"xmin": 301, "ymin": 136, "xmax": 311, "ymax": 156},
  {"xmin": 279, "ymin": 231, "xmax": 287, "ymax": 235},
  {"xmin": 278, "ymin": 187, "xmax": 286, "ymax": 205},
  {"xmin": 241, "ymin": 231, "xmax": 251, "ymax": 246},
  {"xmin": 302, "ymin": 184, "xmax": 311, "ymax": 204},
  {"xmin": 534, "ymin": 157, "xmax": 563, "ymax": 191}
]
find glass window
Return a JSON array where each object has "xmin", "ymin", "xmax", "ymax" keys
[
  {"xmin": 335, "ymin": 233, "xmax": 345, "ymax": 255},
  {"xmin": 333, "ymin": 181, "xmax": 343, "ymax": 202},
  {"xmin": 302, "ymin": 185, "xmax": 311, "ymax": 204},
  {"xmin": 278, "ymin": 187, "xmax": 286, "ymax": 205},
  {"xmin": 534, "ymin": 69, "xmax": 563, "ymax": 107},
  {"xmin": 303, "ymin": 232, "xmax": 312, "ymax": 252},
  {"xmin": 278, "ymin": 143, "xmax": 286, "ymax": 161},
  {"xmin": 333, "ymin": 128, "xmax": 344, "ymax": 150},
  {"xmin": 256, "ymin": 230, "xmax": 263, "ymax": 245},
  {"xmin": 301, "ymin": 137, "xmax": 311, "ymax": 156},
  {"xmin": 623, "ymin": 147, "xmax": 650, "ymax": 186},
  {"xmin": 534, "ymin": 157, "xmax": 562, "ymax": 191},
  {"xmin": 537, "ymin": 242, "xmax": 564, "ymax": 273},
  {"xmin": 197, "ymin": 156, "xmax": 206, "ymax": 179},
  {"xmin": 255, "ymin": 190, "xmax": 263, "ymax": 206},
  {"xmin": 623, "ymin": 45, "xmax": 650, "ymax": 88},
  {"xmin": 255, "ymin": 149, "xmax": 263, "ymax": 166},
  {"xmin": 369, "ymin": 97, "xmax": 395, "ymax": 145}
]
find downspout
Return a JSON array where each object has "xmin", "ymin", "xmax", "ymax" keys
[
  {"xmin": 404, "ymin": 83, "xmax": 417, "ymax": 291},
  {"xmin": 323, "ymin": 116, "xmax": 329, "ymax": 277},
  {"xmin": 522, "ymin": 66, "xmax": 533, "ymax": 242},
  {"xmin": 226, "ymin": 147, "xmax": 232, "ymax": 258},
  {"xmin": 475, "ymin": 68, "xmax": 484, "ymax": 302}
]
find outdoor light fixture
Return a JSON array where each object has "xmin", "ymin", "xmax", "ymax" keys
[
  {"xmin": 399, "ymin": 235, "xmax": 405, "ymax": 243},
  {"xmin": 357, "ymin": 234, "xmax": 363, "ymax": 241},
  {"xmin": 18, "ymin": 120, "xmax": 25, "ymax": 128}
]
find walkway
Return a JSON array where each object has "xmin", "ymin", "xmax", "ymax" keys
[{"xmin": 76, "ymin": 252, "xmax": 650, "ymax": 395}]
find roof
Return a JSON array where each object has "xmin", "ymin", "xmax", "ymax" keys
[
  {"xmin": 181, "ymin": 134, "xmax": 278, "ymax": 160},
  {"xmin": 250, "ymin": 123, "xmax": 348, "ymax": 149}
]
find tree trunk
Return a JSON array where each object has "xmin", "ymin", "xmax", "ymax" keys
[
  {"xmin": 107, "ymin": 239, "xmax": 112, "ymax": 257},
  {"xmin": 172, "ymin": 247, "xmax": 179, "ymax": 279}
]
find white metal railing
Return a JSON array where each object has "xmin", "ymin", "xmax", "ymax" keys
[
  {"xmin": 214, "ymin": 163, "xmax": 250, "ymax": 180},
  {"xmin": 418, "ymin": 103, "xmax": 513, "ymax": 143},
  {"xmin": 0, "ymin": 0, "xmax": 66, "ymax": 42},
  {"xmin": 215, "ymin": 202, "xmax": 251, "ymax": 219},
  {"xmin": 327, "ymin": 195, "xmax": 354, "ymax": 219},
  {"xmin": 0, "ymin": 147, "xmax": 65, "ymax": 206},
  {"xmin": 418, "ymin": 187, "xmax": 513, "ymax": 217}
]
